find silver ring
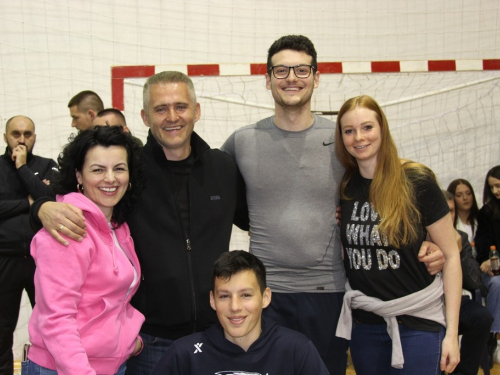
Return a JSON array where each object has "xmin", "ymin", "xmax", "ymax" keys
[{"xmin": 58, "ymin": 225, "xmax": 64, "ymax": 232}]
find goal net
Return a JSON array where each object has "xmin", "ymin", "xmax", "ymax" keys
[{"xmin": 123, "ymin": 70, "xmax": 500, "ymax": 250}]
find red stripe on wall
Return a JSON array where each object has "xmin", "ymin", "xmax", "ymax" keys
[
  {"xmin": 318, "ymin": 62, "xmax": 343, "ymax": 73},
  {"xmin": 371, "ymin": 61, "xmax": 400, "ymax": 73},
  {"xmin": 112, "ymin": 65, "xmax": 155, "ymax": 79},
  {"xmin": 428, "ymin": 60, "xmax": 456, "ymax": 71},
  {"xmin": 250, "ymin": 63, "xmax": 267, "ymax": 75},
  {"xmin": 187, "ymin": 64, "xmax": 220, "ymax": 76},
  {"xmin": 483, "ymin": 59, "xmax": 500, "ymax": 70},
  {"xmin": 111, "ymin": 65, "xmax": 155, "ymax": 110}
]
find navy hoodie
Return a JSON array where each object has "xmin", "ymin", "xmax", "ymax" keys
[{"xmin": 151, "ymin": 318, "xmax": 329, "ymax": 375}]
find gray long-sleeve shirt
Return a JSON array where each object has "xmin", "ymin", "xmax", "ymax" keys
[{"xmin": 222, "ymin": 115, "xmax": 345, "ymax": 293}]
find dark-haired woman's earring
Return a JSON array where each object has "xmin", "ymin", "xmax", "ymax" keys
[
  {"xmin": 128, "ymin": 183, "xmax": 132, "ymax": 190},
  {"xmin": 77, "ymin": 184, "xmax": 84, "ymax": 194}
]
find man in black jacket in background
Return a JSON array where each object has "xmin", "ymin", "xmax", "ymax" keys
[{"xmin": 0, "ymin": 116, "xmax": 57, "ymax": 375}]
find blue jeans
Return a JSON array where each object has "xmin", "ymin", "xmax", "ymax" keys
[
  {"xmin": 125, "ymin": 332, "xmax": 174, "ymax": 374},
  {"xmin": 350, "ymin": 322, "xmax": 444, "ymax": 375},
  {"xmin": 455, "ymin": 295, "xmax": 493, "ymax": 374},
  {"xmin": 22, "ymin": 359, "xmax": 127, "ymax": 374},
  {"xmin": 482, "ymin": 273, "xmax": 500, "ymax": 332}
]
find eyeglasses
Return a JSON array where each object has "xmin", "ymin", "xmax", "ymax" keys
[{"xmin": 268, "ymin": 64, "xmax": 315, "ymax": 79}]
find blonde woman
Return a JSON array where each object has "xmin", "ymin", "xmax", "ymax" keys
[{"xmin": 334, "ymin": 95, "xmax": 461, "ymax": 374}]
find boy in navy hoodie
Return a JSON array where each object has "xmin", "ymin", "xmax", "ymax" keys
[{"xmin": 151, "ymin": 250, "xmax": 329, "ymax": 374}]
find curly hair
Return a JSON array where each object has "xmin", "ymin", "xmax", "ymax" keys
[{"xmin": 52, "ymin": 126, "xmax": 144, "ymax": 227}]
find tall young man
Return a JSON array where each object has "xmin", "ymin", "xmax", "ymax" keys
[{"xmin": 222, "ymin": 35, "xmax": 444, "ymax": 374}]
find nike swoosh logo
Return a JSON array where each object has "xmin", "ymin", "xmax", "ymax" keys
[{"xmin": 323, "ymin": 141, "xmax": 334, "ymax": 146}]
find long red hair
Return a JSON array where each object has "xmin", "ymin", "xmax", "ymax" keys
[{"xmin": 335, "ymin": 95, "xmax": 433, "ymax": 248}]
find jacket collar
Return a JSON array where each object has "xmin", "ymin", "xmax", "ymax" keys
[{"xmin": 145, "ymin": 130, "xmax": 210, "ymax": 163}]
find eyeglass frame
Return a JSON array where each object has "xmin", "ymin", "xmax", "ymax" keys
[{"xmin": 268, "ymin": 64, "xmax": 316, "ymax": 79}]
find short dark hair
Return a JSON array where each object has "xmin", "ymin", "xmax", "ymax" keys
[
  {"xmin": 68, "ymin": 90, "xmax": 104, "ymax": 113},
  {"xmin": 212, "ymin": 250, "xmax": 267, "ymax": 293},
  {"xmin": 96, "ymin": 108, "xmax": 127, "ymax": 126},
  {"xmin": 267, "ymin": 35, "xmax": 318, "ymax": 72},
  {"xmin": 483, "ymin": 166, "xmax": 500, "ymax": 219},
  {"xmin": 52, "ymin": 126, "xmax": 143, "ymax": 227},
  {"xmin": 447, "ymin": 178, "xmax": 479, "ymax": 230}
]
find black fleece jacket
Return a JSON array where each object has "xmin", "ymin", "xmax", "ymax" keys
[
  {"xmin": 0, "ymin": 148, "xmax": 57, "ymax": 256},
  {"xmin": 128, "ymin": 131, "xmax": 249, "ymax": 339}
]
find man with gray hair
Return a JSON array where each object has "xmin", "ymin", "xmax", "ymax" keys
[
  {"xmin": 32, "ymin": 71, "xmax": 248, "ymax": 374},
  {"xmin": 0, "ymin": 116, "xmax": 57, "ymax": 374}
]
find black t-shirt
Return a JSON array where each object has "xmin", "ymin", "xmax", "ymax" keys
[{"xmin": 340, "ymin": 168, "xmax": 449, "ymax": 331}]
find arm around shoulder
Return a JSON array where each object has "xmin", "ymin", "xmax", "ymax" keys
[{"xmin": 32, "ymin": 198, "xmax": 87, "ymax": 246}]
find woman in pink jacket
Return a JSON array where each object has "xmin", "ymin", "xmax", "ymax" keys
[{"xmin": 23, "ymin": 126, "xmax": 145, "ymax": 375}]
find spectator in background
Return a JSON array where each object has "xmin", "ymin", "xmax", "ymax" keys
[
  {"xmin": 447, "ymin": 179, "xmax": 479, "ymax": 243},
  {"xmin": 93, "ymin": 108, "xmax": 144, "ymax": 146},
  {"xmin": 68, "ymin": 90, "xmax": 104, "ymax": 131},
  {"xmin": 475, "ymin": 165, "xmax": 500, "ymax": 367},
  {"xmin": 476, "ymin": 166, "xmax": 500, "ymax": 264},
  {"xmin": 0, "ymin": 116, "xmax": 57, "ymax": 375},
  {"xmin": 443, "ymin": 189, "xmax": 492, "ymax": 375}
]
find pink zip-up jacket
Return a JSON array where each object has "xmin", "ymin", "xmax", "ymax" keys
[{"xmin": 27, "ymin": 192, "xmax": 145, "ymax": 375}]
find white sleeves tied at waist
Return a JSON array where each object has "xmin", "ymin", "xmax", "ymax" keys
[{"xmin": 335, "ymin": 273, "xmax": 445, "ymax": 369}]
